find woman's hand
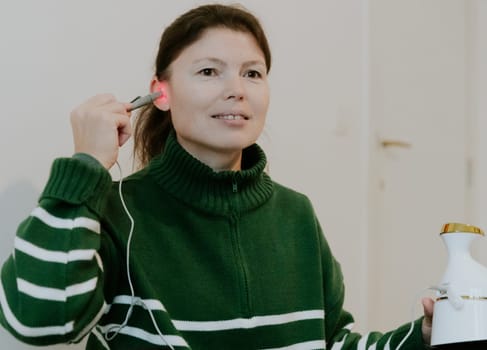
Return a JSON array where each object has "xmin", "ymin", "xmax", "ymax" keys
[
  {"xmin": 421, "ymin": 297, "xmax": 434, "ymax": 345},
  {"xmin": 70, "ymin": 94, "xmax": 132, "ymax": 169}
]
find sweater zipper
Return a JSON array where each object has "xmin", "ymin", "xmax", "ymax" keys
[{"xmin": 230, "ymin": 175, "xmax": 251, "ymax": 315}]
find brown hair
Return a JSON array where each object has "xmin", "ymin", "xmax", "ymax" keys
[{"xmin": 133, "ymin": 3, "xmax": 272, "ymax": 168}]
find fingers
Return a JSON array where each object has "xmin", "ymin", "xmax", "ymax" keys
[
  {"xmin": 115, "ymin": 113, "xmax": 133, "ymax": 147},
  {"xmin": 421, "ymin": 297, "xmax": 434, "ymax": 345},
  {"xmin": 77, "ymin": 94, "xmax": 130, "ymax": 115},
  {"xmin": 70, "ymin": 94, "xmax": 134, "ymax": 169},
  {"xmin": 422, "ymin": 297, "xmax": 434, "ymax": 320}
]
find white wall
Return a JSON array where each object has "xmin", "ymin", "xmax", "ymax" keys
[
  {"xmin": 367, "ymin": 0, "xmax": 473, "ymax": 332},
  {"xmin": 0, "ymin": 1, "xmax": 368, "ymax": 348},
  {"xmin": 469, "ymin": 1, "xmax": 487, "ymax": 245}
]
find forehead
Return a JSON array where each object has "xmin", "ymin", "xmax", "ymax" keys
[{"xmin": 175, "ymin": 27, "xmax": 265, "ymax": 64}]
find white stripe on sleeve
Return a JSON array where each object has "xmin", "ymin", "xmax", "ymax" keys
[
  {"xmin": 14, "ymin": 237, "xmax": 95, "ymax": 263},
  {"xmin": 17, "ymin": 277, "xmax": 98, "ymax": 302},
  {"xmin": 385, "ymin": 335, "xmax": 392, "ymax": 350},
  {"xmin": 0, "ymin": 282, "xmax": 74, "ymax": 337},
  {"xmin": 95, "ymin": 252, "xmax": 104, "ymax": 272},
  {"xmin": 330, "ymin": 323, "xmax": 354, "ymax": 350},
  {"xmin": 357, "ymin": 333, "xmax": 371, "ymax": 350},
  {"xmin": 331, "ymin": 334, "xmax": 348, "ymax": 350},
  {"xmin": 31, "ymin": 207, "xmax": 100, "ymax": 234}
]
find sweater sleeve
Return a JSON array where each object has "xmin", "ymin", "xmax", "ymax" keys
[
  {"xmin": 317, "ymin": 221, "xmax": 429, "ymax": 350},
  {"xmin": 0, "ymin": 157, "xmax": 121, "ymax": 346}
]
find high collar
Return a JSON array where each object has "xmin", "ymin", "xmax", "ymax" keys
[{"xmin": 147, "ymin": 132, "xmax": 274, "ymax": 214}]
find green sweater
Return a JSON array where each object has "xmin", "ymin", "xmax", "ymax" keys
[{"xmin": 0, "ymin": 133, "xmax": 427, "ymax": 349}]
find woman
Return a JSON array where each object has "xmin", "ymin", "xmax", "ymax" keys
[{"xmin": 0, "ymin": 4, "xmax": 432, "ymax": 349}]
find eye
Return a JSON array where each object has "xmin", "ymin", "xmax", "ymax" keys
[
  {"xmin": 245, "ymin": 70, "xmax": 263, "ymax": 79},
  {"xmin": 198, "ymin": 68, "xmax": 217, "ymax": 76}
]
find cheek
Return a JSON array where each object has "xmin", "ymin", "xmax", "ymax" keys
[
  {"xmin": 169, "ymin": 91, "xmax": 212, "ymax": 130},
  {"xmin": 168, "ymin": 86, "xmax": 194, "ymax": 118},
  {"xmin": 252, "ymin": 87, "xmax": 270, "ymax": 116},
  {"xmin": 171, "ymin": 82, "xmax": 218, "ymax": 113}
]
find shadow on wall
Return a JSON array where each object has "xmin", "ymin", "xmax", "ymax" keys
[{"xmin": 0, "ymin": 180, "xmax": 39, "ymax": 260}]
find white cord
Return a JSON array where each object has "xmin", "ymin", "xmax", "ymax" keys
[
  {"xmin": 395, "ymin": 323, "xmax": 414, "ymax": 349},
  {"xmin": 103, "ymin": 161, "xmax": 175, "ymax": 350},
  {"xmin": 395, "ymin": 286, "xmax": 441, "ymax": 349}
]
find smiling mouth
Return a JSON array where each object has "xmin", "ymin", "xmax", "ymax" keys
[{"xmin": 211, "ymin": 114, "xmax": 249, "ymax": 121}]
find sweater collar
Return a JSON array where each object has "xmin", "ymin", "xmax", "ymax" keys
[{"xmin": 148, "ymin": 132, "xmax": 273, "ymax": 214}]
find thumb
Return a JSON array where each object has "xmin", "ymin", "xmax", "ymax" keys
[
  {"xmin": 421, "ymin": 297, "xmax": 434, "ymax": 345},
  {"xmin": 422, "ymin": 297, "xmax": 434, "ymax": 325}
]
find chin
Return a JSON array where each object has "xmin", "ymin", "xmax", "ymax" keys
[
  {"xmin": 178, "ymin": 132, "xmax": 258, "ymax": 155},
  {"xmin": 214, "ymin": 135, "xmax": 257, "ymax": 150},
  {"xmin": 226, "ymin": 139, "xmax": 256, "ymax": 151}
]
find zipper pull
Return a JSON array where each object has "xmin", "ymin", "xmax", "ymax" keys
[{"xmin": 232, "ymin": 175, "xmax": 238, "ymax": 193}]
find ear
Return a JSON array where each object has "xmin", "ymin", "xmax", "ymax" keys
[{"xmin": 150, "ymin": 78, "xmax": 170, "ymax": 111}]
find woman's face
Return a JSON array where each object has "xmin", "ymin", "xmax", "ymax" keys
[{"xmin": 160, "ymin": 27, "xmax": 270, "ymax": 167}]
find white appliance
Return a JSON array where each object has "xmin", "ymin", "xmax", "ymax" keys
[{"xmin": 431, "ymin": 222, "xmax": 487, "ymax": 348}]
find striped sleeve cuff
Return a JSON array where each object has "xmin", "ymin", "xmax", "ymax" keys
[{"xmin": 41, "ymin": 157, "xmax": 112, "ymax": 215}]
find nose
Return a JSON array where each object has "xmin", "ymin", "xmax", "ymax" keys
[{"xmin": 223, "ymin": 74, "xmax": 245, "ymax": 101}]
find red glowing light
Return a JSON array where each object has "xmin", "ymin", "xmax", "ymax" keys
[{"xmin": 154, "ymin": 81, "xmax": 168, "ymax": 104}]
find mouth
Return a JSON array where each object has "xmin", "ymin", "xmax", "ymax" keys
[{"xmin": 211, "ymin": 113, "xmax": 249, "ymax": 121}]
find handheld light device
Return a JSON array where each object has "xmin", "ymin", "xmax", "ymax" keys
[{"xmin": 127, "ymin": 91, "xmax": 163, "ymax": 112}]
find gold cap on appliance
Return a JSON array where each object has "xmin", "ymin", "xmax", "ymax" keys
[{"xmin": 441, "ymin": 222, "xmax": 484, "ymax": 236}]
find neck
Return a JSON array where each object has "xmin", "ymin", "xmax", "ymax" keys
[
  {"xmin": 201, "ymin": 152, "xmax": 242, "ymax": 172},
  {"xmin": 176, "ymin": 135, "xmax": 242, "ymax": 172}
]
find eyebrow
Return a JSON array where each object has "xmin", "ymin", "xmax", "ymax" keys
[{"xmin": 192, "ymin": 57, "xmax": 266, "ymax": 68}]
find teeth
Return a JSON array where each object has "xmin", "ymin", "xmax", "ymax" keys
[{"xmin": 214, "ymin": 114, "xmax": 245, "ymax": 120}]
